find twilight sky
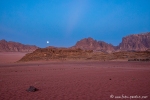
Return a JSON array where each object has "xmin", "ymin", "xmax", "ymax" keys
[{"xmin": 0, "ymin": 0, "xmax": 150, "ymax": 47}]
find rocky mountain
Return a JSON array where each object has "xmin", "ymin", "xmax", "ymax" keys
[
  {"xmin": 118, "ymin": 32, "xmax": 150, "ymax": 51},
  {"xmin": 0, "ymin": 39, "xmax": 38, "ymax": 52},
  {"xmin": 72, "ymin": 37, "xmax": 115, "ymax": 53},
  {"xmin": 73, "ymin": 32, "xmax": 150, "ymax": 52},
  {"xmin": 1, "ymin": 32, "xmax": 150, "ymax": 52}
]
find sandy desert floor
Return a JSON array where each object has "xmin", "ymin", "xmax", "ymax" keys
[
  {"xmin": 0, "ymin": 52, "xmax": 27, "ymax": 64},
  {"xmin": 0, "ymin": 53, "xmax": 150, "ymax": 100}
]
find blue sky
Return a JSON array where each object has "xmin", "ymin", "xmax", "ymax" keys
[{"xmin": 0, "ymin": 0, "xmax": 150, "ymax": 47}]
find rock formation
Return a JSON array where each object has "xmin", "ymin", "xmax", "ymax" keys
[
  {"xmin": 1, "ymin": 32, "xmax": 150, "ymax": 53},
  {"xmin": 73, "ymin": 32, "xmax": 150, "ymax": 52},
  {"xmin": 17, "ymin": 32, "xmax": 150, "ymax": 62},
  {"xmin": 19, "ymin": 48, "xmax": 93, "ymax": 62},
  {"xmin": 18, "ymin": 47, "xmax": 150, "ymax": 62},
  {"xmin": 26, "ymin": 86, "xmax": 38, "ymax": 92},
  {"xmin": 72, "ymin": 37, "xmax": 115, "ymax": 53},
  {"xmin": 0, "ymin": 39, "xmax": 38, "ymax": 52},
  {"xmin": 118, "ymin": 32, "xmax": 150, "ymax": 51}
]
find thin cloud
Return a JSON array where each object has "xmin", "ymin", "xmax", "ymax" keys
[{"xmin": 66, "ymin": 0, "xmax": 89, "ymax": 35}]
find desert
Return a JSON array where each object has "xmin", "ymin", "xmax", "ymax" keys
[
  {"xmin": 1, "ymin": 1, "xmax": 150, "ymax": 99},
  {"xmin": 0, "ymin": 32, "xmax": 150, "ymax": 100},
  {"xmin": 0, "ymin": 52, "xmax": 150, "ymax": 100}
]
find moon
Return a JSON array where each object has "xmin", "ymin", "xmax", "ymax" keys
[{"xmin": 47, "ymin": 41, "xmax": 49, "ymax": 44}]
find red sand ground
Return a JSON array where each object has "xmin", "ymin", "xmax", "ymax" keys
[
  {"xmin": 0, "ymin": 53, "xmax": 150, "ymax": 100},
  {"xmin": 0, "ymin": 52, "xmax": 27, "ymax": 64}
]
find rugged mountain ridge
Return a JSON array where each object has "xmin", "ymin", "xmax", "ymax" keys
[
  {"xmin": 1, "ymin": 32, "xmax": 150, "ymax": 52},
  {"xmin": 73, "ymin": 32, "xmax": 150, "ymax": 52},
  {"xmin": 72, "ymin": 37, "xmax": 115, "ymax": 53},
  {"xmin": 0, "ymin": 39, "xmax": 38, "ymax": 52},
  {"xmin": 118, "ymin": 32, "xmax": 150, "ymax": 51}
]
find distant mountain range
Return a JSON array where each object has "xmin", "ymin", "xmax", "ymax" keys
[
  {"xmin": 73, "ymin": 32, "xmax": 150, "ymax": 52},
  {"xmin": 0, "ymin": 32, "xmax": 150, "ymax": 52},
  {"xmin": 0, "ymin": 39, "xmax": 38, "ymax": 52}
]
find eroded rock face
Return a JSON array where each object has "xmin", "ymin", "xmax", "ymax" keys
[
  {"xmin": 118, "ymin": 32, "xmax": 150, "ymax": 51},
  {"xmin": 72, "ymin": 37, "xmax": 115, "ymax": 53},
  {"xmin": 0, "ymin": 39, "xmax": 38, "ymax": 52}
]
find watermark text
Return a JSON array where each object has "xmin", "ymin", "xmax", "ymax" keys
[{"xmin": 110, "ymin": 94, "xmax": 148, "ymax": 99}]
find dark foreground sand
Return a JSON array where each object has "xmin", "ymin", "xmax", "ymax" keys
[
  {"xmin": 0, "ymin": 61, "xmax": 150, "ymax": 100},
  {"xmin": 0, "ymin": 52, "xmax": 150, "ymax": 100}
]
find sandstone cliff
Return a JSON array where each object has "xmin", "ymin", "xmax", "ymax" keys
[
  {"xmin": 73, "ymin": 32, "xmax": 150, "ymax": 52},
  {"xmin": 118, "ymin": 32, "xmax": 150, "ymax": 51}
]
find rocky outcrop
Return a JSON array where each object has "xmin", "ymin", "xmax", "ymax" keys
[
  {"xmin": 72, "ymin": 37, "xmax": 115, "ymax": 53},
  {"xmin": 118, "ymin": 32, "xmax": 150, "ymax": 51},
  {"xmin": 19, "ymin": 47, "xmax": 150, "ymax": 62},
  {"xmin": 19, "ymin": 48, "xmax": 93, "ymax": 62},
  {"xmin": 0, "ymin": 39, "xmax": 38, "ymax": 52}
]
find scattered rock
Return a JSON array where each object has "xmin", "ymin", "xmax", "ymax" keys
[{"xmin": 26, "ymin": 86, "xmax": 38, "ymax": 92}]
